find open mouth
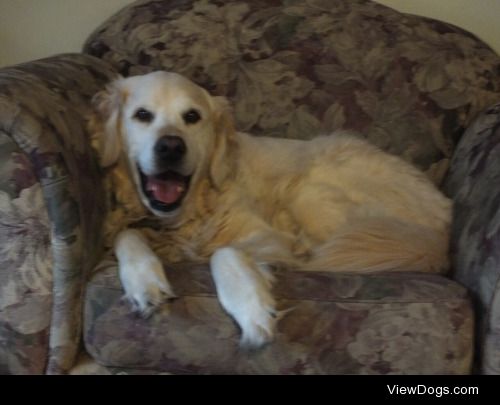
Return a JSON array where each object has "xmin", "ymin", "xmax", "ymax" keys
[{"xmin": 138, "ymin": 166, "xmax": 191, "ymax": 212}]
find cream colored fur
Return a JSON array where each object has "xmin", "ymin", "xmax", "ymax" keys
[{"xmin": 90, "ymin": 71, "xmax": 452, "ymax": 348}]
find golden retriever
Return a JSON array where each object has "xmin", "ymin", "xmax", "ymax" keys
[{"xmin": 89, "ymin": 71, "xmax": 451, "ymax": 348}]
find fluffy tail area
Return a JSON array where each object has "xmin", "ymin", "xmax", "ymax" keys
[{"xmin": 301, "ymin": 218, "xmax": 450, "ymax": 274}]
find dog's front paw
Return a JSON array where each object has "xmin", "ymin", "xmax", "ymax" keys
[
  {"xmin": 239, "ymin": 307, "xmax": 276, "ymax": 350},
  {"xmin": 119, "ymin": 258, "xmax": 177, "ymax": 317},
  {"xmin": 210, "ymin": 247, "xmax": 279, "ymax": 350},
  {"xmin": 236, "ymin": 290, "xmax": 277, "ymax": 350}
]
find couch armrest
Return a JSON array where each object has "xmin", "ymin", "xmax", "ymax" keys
[
  {"xmin": 444, "ymin": 103, "xmax": 500, "ymax": 374},
  {"xmin": 0, "ymin": 54, "xmax": 117, "ymax": 374}
]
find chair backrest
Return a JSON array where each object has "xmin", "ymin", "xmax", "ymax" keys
[{"xmin": 83, "ymin": 0, "xmax": 500, "ymax": 186}]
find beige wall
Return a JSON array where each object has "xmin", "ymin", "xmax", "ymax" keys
[
  {"xmin": 0, "ymin": 0, "xmax": 132, "ymax": 67},
  {"xmin": 376, "ymin": 0, "xmax": 500, "ymax": 54},
  {"xmin": 1, "ymin": 0, "xmax": 499, "ymax": 68}
]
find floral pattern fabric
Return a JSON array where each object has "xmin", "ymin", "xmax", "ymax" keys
[
  {"xmin": 0, "ymin": 132, "xmax": 52, "ymax": 374},
  {"xmin": 85, "ymin": 0, "xmax": 500, "ymax": 186},
  {"xmin": 84, "ymin": 262, "xmax": 473, "ymax": 374},
  {"xmin": 444, "ymin": 103, "xmax": 500, "ymax": 374},
  {"xmin": 0, "ymin": 55, "xmax": 117, "ymax": 374}
]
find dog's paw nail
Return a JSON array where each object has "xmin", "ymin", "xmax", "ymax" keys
[
  {"xmin": 146, "ymin": 299, "xmax": 158, "ymax": 308},
  {"xmin": 240, "ymin": 337, "xmax": 272, "ymax": 352},
  {"xmin": 160, "ymin": 289, "xmax": 178, "ymax": 300},
  {"xmin": 123, "ymin": 293, "xmax": 163, "ymax": 318},
  {"xmin": 240, "ymin": 324, "xmax": 274, "ymax": 351},
  {"xmin": 129, "ymin": 297, "xmax": 141, "ymax": 312}
]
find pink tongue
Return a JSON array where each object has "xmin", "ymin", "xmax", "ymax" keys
[{"xmin": 146, "ymin": 177, "xmax": 184, "ymax": 204}]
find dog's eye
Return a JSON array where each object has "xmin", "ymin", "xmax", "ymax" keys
[
  {"xmin": 134, "ymin": 108, "xmax": 154, "ymax": 123},
  {"xmin": 183, "ymin": 109, "xmax": 201, "ymax": 125}
]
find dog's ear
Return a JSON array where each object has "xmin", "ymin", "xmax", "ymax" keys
[
  {"xmin": 209, "ymin": 96, "xmax": 237, "ymax": 190},
  {"xmin": 90, "ymin": 77, "xmax": 126, "ymax": 167}
]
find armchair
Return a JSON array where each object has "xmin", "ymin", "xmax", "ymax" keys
[{"xmin": 1, "ymin": 0, "xmax": 499, "ymax": 374}]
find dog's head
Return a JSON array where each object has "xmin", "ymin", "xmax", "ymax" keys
[{"xmin": 92, "ymin": 71, "xmax": 235, "ymax": 220}]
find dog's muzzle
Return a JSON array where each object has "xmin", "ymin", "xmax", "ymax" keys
[{"xmin": 139, "ymin": 135, "xmax": 191, "ymax": 213}]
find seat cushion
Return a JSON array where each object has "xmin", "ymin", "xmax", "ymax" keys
[{"xmin": 83, "ymin": 261, "xmax": 473, "ymax": 374}]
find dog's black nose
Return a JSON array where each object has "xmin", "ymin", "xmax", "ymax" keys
[{"xmin": 154, "ymin": 135, "xmax": 186, "ymax": 163}]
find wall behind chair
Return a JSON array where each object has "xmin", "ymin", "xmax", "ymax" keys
[
  {"xmin": 376, "ymin": 0, "xmax": 500, "ymax": 54},
  {"xmin": 0, "ymin": 0, "xmax": 132, "ymax": 67},
  {"xmin": 1, "ymin": 0, "xmax": 499, "ymax": 68}
]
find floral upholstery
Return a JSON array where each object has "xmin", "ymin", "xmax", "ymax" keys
[
  {"xmin": 1, "ymin": 0, "xmax": 499, "ymax": 374},
  {"xmin": 84, "ymin": 262, "xmax": 472, "ymax": 374},
  {"xmin": 0, "ymin": 132, "xmax": 52, "ymax": 374},
  {"xmin": 85, "ymin": 0, "xmax": 500, "ymax": 185},
  {"xmin": 444, "ymin": 103, "xmax": 500, "ymax": 374},
  {"xmin": 0, "ymin": 55, "xmax": 117, "ymax": 373}
]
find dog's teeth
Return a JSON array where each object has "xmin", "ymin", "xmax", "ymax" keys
[{"xmin": 176, "ymin": 186, "xmax": 184, "ymax": 193}]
